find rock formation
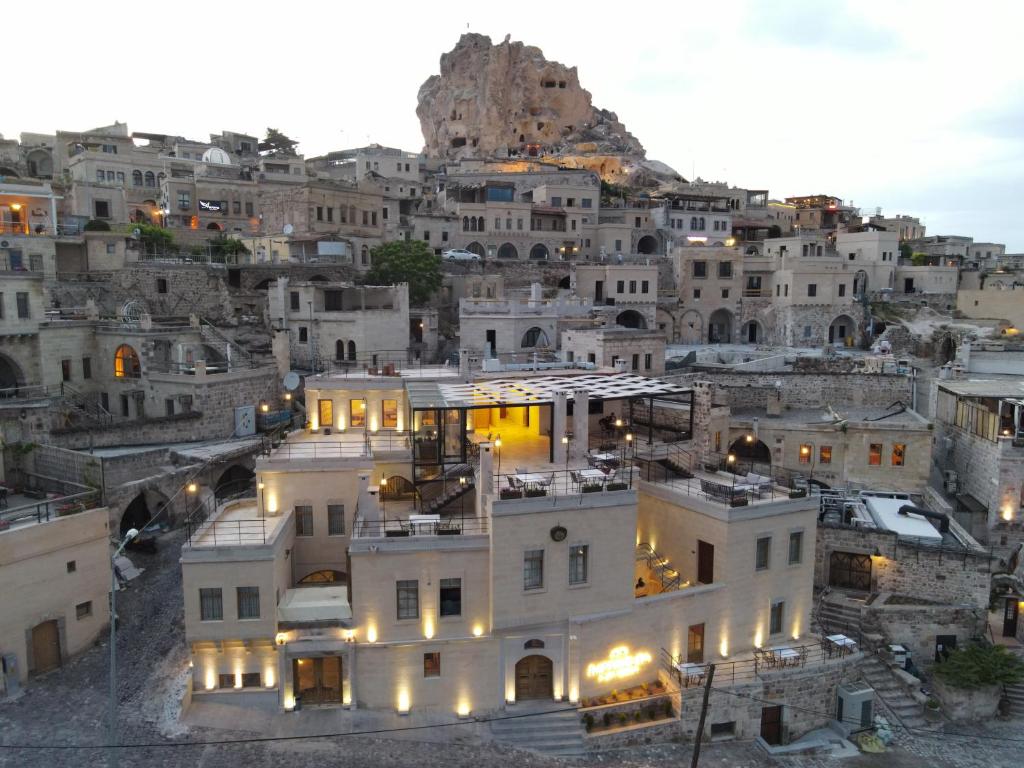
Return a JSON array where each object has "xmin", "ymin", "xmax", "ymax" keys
[{"xmin": 417, "ymin": 33, "xmax": 645, "ymax": 165}]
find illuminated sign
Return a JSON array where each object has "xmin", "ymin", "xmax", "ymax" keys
[
  {"xmin": 198, "ymin": 199, "xmax": 223, "ymax": 212},
  {"xmin": 585, "ymin": 645, "xmax": 652, "ymax": 684}
]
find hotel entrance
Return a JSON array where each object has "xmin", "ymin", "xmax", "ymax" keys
[
  {"xmin": 292, "ymin": 656, "xmax": 343, "ymax": 707},
  {"xmin": 515, "ymin": 655, "xmax": 553, "ymax": 700}
]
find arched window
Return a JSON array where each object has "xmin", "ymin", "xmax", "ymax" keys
[
  {"xmin": 114, "ymin": 344, "xmax": 141, "ymax": 379},
  {"xmin": 348, "ymin": 205, "xmax": 356, "ymax": 223},
  {"xmin": 469, "ymin": 217, "xmax": 477, "ymax": 232},
  {"xmin": 699, "ymin": 217, "xmax": 705, "ymax": 230},
  {"xmin": 521, "ymin": 327, "xmax": 549, "ymax": 348},
  {"xmin": 690, "ymin": 217, "xmax": 697, "ymax": 229},
  {"xmin": 477, "ymin": 217, "xmax": 485, "ymax": 231},
  {"xmin": 462, "ymin": 216, "xmax": 469, "ymax": 231},
  {"xmin": 347, "ymin": 340, "xmax": 357, "ymax": 361},
  {"xmin": 335, "ymin": 340, "xmax": 345, "ymax": 361},
  {"xmin": 144, "ymin": 171, "xmax": 155, "ymax": 187},
  {"xmin": 132, "ymin": 170, "xmax": 143, "ymax": 187},
  {"xmin": 299, "ymin": 569, "xmax": 347, "ymax": 585},
  {"xmin": 360, "ymin": 244, "xmax": 369, "ymax": 265}
]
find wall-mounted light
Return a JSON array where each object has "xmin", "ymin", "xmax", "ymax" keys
[{"xmin": 187, "ymin": 482, "xmax": 198, "ymax": 494}]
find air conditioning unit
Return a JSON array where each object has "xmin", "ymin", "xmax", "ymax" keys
[
  {"xmin": 943, "ymin": 470, "xmax": 960, "ymax": 495},
  {"xmin": 836, "ymin": 682, "xmax": 874, "ymax": 731}
]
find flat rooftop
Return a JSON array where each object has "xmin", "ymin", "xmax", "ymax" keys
[
  {"xmin": 864, "ymin": 497, "xmax": 942, "ymax": 542},
  {"xmin": 187, "ymin": 499, "xmax": 287, "ymax": 548},
  {"xmin": 732, "ymin": 406, "xmax": 926, "ymax": 428},
  {"xmin": 306, "ymin": 365, "xmax": 461, "ymax": 384},
  {"xmin": 937, "ymin": 378, "xmax": 1024, "ymax": 398}
]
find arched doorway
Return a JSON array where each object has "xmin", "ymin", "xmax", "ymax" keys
[
  {"xmin": 616, "ymin": 310, "xmax": 647, "ymax": 329},
  {"xmin": 497, "ymin": 242, "xmax": 518, "ymax": 259},
  {"xmin": 515, "ymin": 655, "xmax": 553, "ymax": 700},
  {"xmin": 114, "ymin": 344, "xmax": 141, "ymax": 378},
  {"xmin": 741, "ymin": 320, "xmax": 761, "ymax": 344},
  {"xmin": 253, "ymin": 278, "xmax": 272, "ymax": 291},
  {"xmin": 347, "ymin": 340, "xmax": 357, "ymax": 361},
  {"xmin": 680, "ymin": 310, "xmax": 703, "ymax": 344},
  {"xmin": 120, "ymin": 493, "xmax": 152, "ymax": 535},
  {"xmin": 828, "ymin": 314, "xmax": 856, "ymax": 345},
  {"xmin": 381, "ymin": 475, "xmax": 416, "ymax": 501},
  {"xmin": 466, "ymin": 241, "xmax": 485, "ymax": 257},
  {"xmin": 530, "ymin": 244, "xmax": 549, "ymax": 260},
  {"xmin": 728, "ymin": 436, "xmax": 771, "ymax": 464},
  {"xmin": 557, "ymin": 275, "xmax": 571, "ymax": 290},
  {"xmin": 708, "ymin": 309, "xmax": 733, "ymax": 343},
  {"xmin": 335, "ymin": 340, "xmax": 346, "ymax": 361},
  {"xmin": 215, "ymin": 464, "xmax": 254, "ymax": 499},
  {"xmin": 299, "ymin": 569, "xmax": 348, "ymax": 585},
  {"xmin": 637, "ymin": 235, "xmax": 658, "ymax": 254},
  {"xmin": 0, "ymin": 353, "xmax": 24, "ymax": 392},
  {"xmin": 521, "ymin": 327, "xmax": 550, "ymax": 347},
  {"xmin": 206, "ymin": 222, "xmax": 223, "ymax": 231}
]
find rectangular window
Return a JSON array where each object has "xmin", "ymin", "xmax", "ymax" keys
[
  {"xmin": 16, "ymin": 292, "xmax": 29, "ymax": 319},
  {"xmin": 317, "ymin": 398, "xmax": 333, "ymax": 429},
  {"xmin": 316, "ymin": 206, "xmax": 324, "ymax": 221},
  {"xmin": 327, "ymin": 504, "xmax": 345, "ymax": 536},
  {"xmin": 616, "ymin": 280, "xmax": 625, "ymax": 293},
  {"xmin": 693, "ymin": 288, "xmax": 701, "ymax": 299},
  {"xmin": 290, "ymin": 291, "xmax": 300, "ymax": 311},
  {"xmin": 237, "ymin": 586, "xmax": 260, "ymax": 619},
  {"xmin": 692, "ymin": 261, "xmax": 707, "ymax": 278},
  {"xmin": 631, "ymin": 353, "xmax": 639, "ymax": 371},
  {"xmin": 891, "ymin": 443, "xmax": 905, "ymax": 466},
  {"xmin": 165, "ymin": 398, "xmax": 175, "ymax": 416},
  {"xmin": 61, "ymin": 359, "xmax": 72, "ymax": 382},
  {"xmin": 807, "ymin": 283, "xmax": 817, "ymax": 297},
  {"xmin": 755, "ymin": 537, "xmax": 771, "ymax": 570},
  {"xmin": 218, "ymin": 674, "xmax": 234, "ymax": 689},
  {"xmin": 641, "ymin": 280, "xmax": 649, "ymax": 294},
  {"xmin": 397, "ymin": 580, "xmax": 419, "ymax": 619},
  {"xmin": 295, "ymin": 505, "xmax": 313, "ymax": 536},
  {"xmin": 423, "ymin": 652, "xmax": 441, "ymax": 678},
  {"xmin": 582, "ymin": 198, "xmax": 592, "ymax": 208},
  {"xmin": 242, "ymin": 672, "xmax": 261, "ymax": 688},
  {"xmin": 362, "ymin": 211, "xmax": 368, "ymax": 225},
  {"xmin": 66, "ymin": 560, "xmax": 76, "ymax": 573},
  {"xmin": 245, "ymin": 202, "xmax": 254, "ymax": 216},
  {"xmin": 644, "ymin": 353, "xmax": 652, "ymax": 370},
  {"xmin": 569, "ymin": 544, "xmax": 589, "ymax": 585},
  {"xmin": 76, "ymin": 600, "xmax": 92, "ymax": 619},
  {"xmin": 350, "ymin": 399, "xmax": 366, "ymax": 428},
  {"xmin": 819, "ymin": 445, "xmax": 832, "ymax": 464},
  {"xmin": 298, "ymin": 327, "xmax": 308, "ymax": 343},
  {"xmin": 799, "ymin": 444, "xmax": 812, "ymax": 463},
  {"xmin": 770, "ymin": 600, "xmax": 785, "ymax": 635},
  {"xmin": 177, "ymin": 191, "xmax": 190, "ymax": 210},
  {"xmin": 524, "ymin": 549, "xmax": 544, "ymax": 590},
  {"xmin": 494, "ymin": 218, "xmax": 500, "ymax": 230},
  {"xmin": 382, "ymin": 399, "xmax": 398, "ymax": 428},
  {"xmin": 868, "ymin": 444, "xmax": 882, "ymax": 466},
  {"xmin": 440, "ymin": 577, "xmax": 462, "ymax": 616},
  {"xmin": 233, "ymin": 200, "xmax": 241, "ymax": 215},
  {"xmin": 629, "ymin": 280, "xmax": 637, "ymax": 293},
  {"xmin": 157, "ymin": 278, "xmax": 168, "ymax": 294},
  {"xmin": 718, "ymin": 261, "xmax": 732, "ymax": 278},
  {"xmin": 838, "ymin": 283, "xmax": 846, "ymax": 297},
  {"xmin": 721, "ymin": 288, "xmax": 730, "ymax": 299},
  {"xmin": 120, "ymin": 394, "xmax": 129, "ymax": 418},
  {"xmin": 687, "ymin": 623, "xmax": 705, "ymax": 663},
  {"xmin": 199, "ymin": 588, "xmax": 223, "ymax": 621},
  {"xmin": 788, "ymin": 531, "xmax": 803, "ymax": 565},
  {"xmin": 94, "ymin": 200, "xmax": 110, "ymax": 219}
]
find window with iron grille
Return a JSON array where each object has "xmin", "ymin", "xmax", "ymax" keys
[
  {"xmin": 200, "ymin": 588, "xmax": 223, "ymax": 621},
  {"xmin": 397, "ymin": 580, "xmax": 419, "ymax": 619},
  {"xmin": 524, "ymin": 549, "xmax": 544, "ymax": 590},
  {"xmin": 295, "ymin": 505, "xmax": 313, "ymax": 536},
  {"xmin": 327, "ymin": 504, "xmax": 345, "ymax": 536},
  {"xmin": 242, "ymin": 672, "xmax": 261, "ymax": 688},
  {"xmin": 569, "ymin": 545, "xmax": 588, "ymax": 585},
  {"xmin": 237, "ymin": 586, "xmax": 260, "ymax": 619}
]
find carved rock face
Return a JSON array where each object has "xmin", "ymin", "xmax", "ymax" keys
[{"xmin": 417, "ymin": 33, "xmax": 645, "ymax": 162}]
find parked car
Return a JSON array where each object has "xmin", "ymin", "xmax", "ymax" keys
[{"xmin": 443, "ymin": 249, "xmax": 481, "ymax": 262}]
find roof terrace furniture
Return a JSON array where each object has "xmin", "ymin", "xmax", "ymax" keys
[
  {"xmin": 700, "ymin": 479, "xmax": 748, "ymax": 503},
  {"xmin": 743, "ymin": 472, "xmax": 774, "ymax": 498}
]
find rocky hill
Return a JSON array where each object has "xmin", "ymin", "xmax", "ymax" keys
[{"xmin": 417, "ymin": 34, "xmax": 651, "ymax": 175}]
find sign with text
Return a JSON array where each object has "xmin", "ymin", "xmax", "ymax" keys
[{"xmin": 198, "ymin": 199, "xmax": 223, "ymax": 212}]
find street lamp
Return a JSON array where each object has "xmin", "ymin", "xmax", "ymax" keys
[
  {"xmin": 109, "ymin": 527, "xmax": 139, "ymax": 768},
  {"xmin": 495, "ymin": 436, "xmax": 502, "ymax": 479},
  {"xmin": 380, "ymin": 478, "xmax": 387, "ymax": 516}
]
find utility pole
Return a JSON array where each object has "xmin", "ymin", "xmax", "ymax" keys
[{"xmin": 690, "ymin": 663, "xmax": 716, "ymax": 768}]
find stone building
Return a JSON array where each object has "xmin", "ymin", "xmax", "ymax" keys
[{"xmin": 561, "ymin": 327, "xmax": 666, "ymax": 375}]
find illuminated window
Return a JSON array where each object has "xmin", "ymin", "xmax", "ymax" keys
[
  {"xmin": 382, "ymin": 399, "xmax": 398, "ymax": 429},
  {"xmin": 113, "ymin": 344, "xmax": 141, "ymax": 378},
  {"xmin": 687, "ymin": 623, "xmax": 705, "ymax": 663},
  {"xmin": 868, "ymin": 444, "xmax": 882, "ymax": 466},
  {"xmin": 891, "ymin": 444, "xmax": 905, "ymax": 467},
  {"xmin": 798, "ymin": 444, "xmax": 812, "ymax": 464},
  {"xmin": 350, "ymin": 399, "xmax": 366, "ymax": 428},
  {"xmin": 819, "ymin": 445, "xmax": 832, "ymax": 464},
  {"xmin": 423, "ymin": 652, "xmax": 441, "ymax": 678},
  {"xmin": 569, "ymin": 545, "xmax": 589, "ymax": 585}
]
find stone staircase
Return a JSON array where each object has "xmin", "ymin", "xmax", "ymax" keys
[
  {"xmin": 816, "ymin": 592, "xmax": 864, "ymax": 638},
  {"xmin": 858, "ymin": 654, "xmax": 928, "ymax": 730},
  {"xmin": 1004, "ymin": 680, "xmax": 1024, "ymax": 716},
  {"xmin": 490, "ymin": 705, "xmax": 585, "ymax": 759}
]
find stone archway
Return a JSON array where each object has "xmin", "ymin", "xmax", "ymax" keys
[
  {"xmin": 530, "ymin": 243, "xmax": 550, "ymax": 260},
  {"xmin": 0, "ymin": 352, "xmax": 25, "ymax": 392},
  {"xmin": 497, "ymin": 242, "xmax": 518, "ymax": 259},
  {"xmin": 215, "ymin": 464, "xmax": 254, "ymax": 499},
  {"xmin": 708, "ymin": 308, "xmax": 733, "ymax": 343},
  {"xmin": 729, "ymin": 435, "xmax": 771, "ymax": 463},
  {"xmin": 466, "ymin": 241, "xmax": 485, "ymax": 257},
  {"xmin": 616, "ymin": 309, "xmax": 647, "ymax": 329},
  {"xmin": 741, "ymin": 320, "xmax": 762, "ymax": 344},
  {"xmin": 680, "ymin": 310, "xmax": 703, "ymax": 344},
  {"xmin": 637, "ymin": 235, "xmax": 658, "ymax": 255},
  {"xmin": 515, "ymin": 655, "xmax": 553, "ymax": 700},
  {"xmin": 118, "ymin": 489, "xmax": 170, "ymax": 535},
  {"xmin": 828, "ymin": 314, "xmax": 856, "ymax": 345}
]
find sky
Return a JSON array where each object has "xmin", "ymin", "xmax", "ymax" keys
[{"xmin": 6, "ymin": 1, "xmax": 1023, "ymax": 249}]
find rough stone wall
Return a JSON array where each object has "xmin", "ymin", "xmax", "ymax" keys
[
  {"xmin": 864, "ymin": 603, "xmax": 982, "ymax": 672},
  {"xmin": 418, "ymin": 33, "xmax": 644, "ymax": 162},
  {"xmin": 663, "ymin": 371, "xmax": 913, "ymax": 411},
  {"xmin": 815, "ymin": 524, "xmax": 991, "ymax": 609}
]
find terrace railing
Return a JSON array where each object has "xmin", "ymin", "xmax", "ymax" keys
[
  {"xmin": 494, "ymin": 465, "xmax": 635, "ymax": 501},
  {"xmin": 184, "ymin": 479, "xmax": 259, "ymax": 546},
  {"xmin": 261, "ymin": 439, "xmax": 368, "ymax": 461},
  {"xmin": 352, "ymin": 511, "xmax": 488, "ymax": 539}
]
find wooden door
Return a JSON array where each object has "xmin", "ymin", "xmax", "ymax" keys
[
  {"xmin": 31, "ymin": 620, "xmax": 61, "ymax": 674},
  {"xmin": 514, "ymin": 655, "xmax": 553, "ymax": 701},
  {"xmin": 687, "ymin": 623, "xmax": 705, "ymax": 663},
  {"xmin": 828, "ymin": 551, "xmax": 871, "ymax": 591},
  {"xmin": 1004, "ymin": 598, "xmax": 1020, "ymax": 638},
  {"xmin": 760, "ymin": 704, "xmax": 783, "ymax": 745},
  {"xmin": 697, "ymin": 540, "xmax": 714, "ymax": 585},
  {"xmin": 318, "ymin": 399, "xmax": 333, "ymax": 430},
  {"xmin": 293, "ymin": 657, "xmax": 343, "ymax": 706}
]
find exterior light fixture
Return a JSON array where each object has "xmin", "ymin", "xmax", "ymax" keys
[
  {"xmin": 187, "ymin": 482, "xmax": 198, "ymax": 493},
  {"xmin": 727, "ymin": 454, "xmax": 735, "ymax": 464},
  {"xmin": 561, "ymin": 435, "xmax": 569, "ymax": 445},
  {"xmin": 494, "ymin": 438, "xmax": 502, "ymax": 448},
  {"xmin": 260, "ymin": 402, "xmax": 269, "ymax": 413},
  {"xmin": 615, "ymin": 418, "xmax": 623, "ymax": 428},
  {"xmin": 745, "ymin": 434, "xmax": 754, "ymax": 443},
  {"xmin": 257, "ymin": 482, "xmax": 265, "ymax": 490},
  {"xmin": 284, "ymin": 393, "xmax": 292, "ymax": 401},
  {"xmin": 459, "ymin": 476, "xmax": 467, "ymax": 486}
]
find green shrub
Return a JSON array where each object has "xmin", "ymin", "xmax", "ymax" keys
[
  {"xmin": 84, "ymin": 219, "xmax": 111, "ymax": 231},
  {"xmin": 582, "ymin": 483, "xmax": 602, "ymax": 493},
  {"xmin": 524, "ymin": 488, "xmax": 547, "ymax": 498},
  {"xmin": 606, "ymin": 482, "xmax": 628, "ymax": 491},
  {"xmin": 583, "ymin": 713, "xmax": 595, "ymax": 732},
  {"xmin": 934, "ymin": 643, "xmax": 1024, "ymax": 688},
  {"xmin": 603, "ymin": 712, "xmax": 613, "ymax": 728}
]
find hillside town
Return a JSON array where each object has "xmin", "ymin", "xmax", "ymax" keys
[{"xmin": 1, "ymin": 28, "xmax": 1023, "ymax": 768}]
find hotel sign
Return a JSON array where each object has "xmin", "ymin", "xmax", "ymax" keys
[
  {"xmin": 585, "ymin": 645, "xmax": 652, "ymax": 684},
  {"xmin": 198, "ymin": 199, "xmax": 223, "ymax": 212}
]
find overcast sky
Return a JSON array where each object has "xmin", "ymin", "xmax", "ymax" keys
[{"xmin": 6, "ymin": 1, "xmax": 1022, "ymax": 248}]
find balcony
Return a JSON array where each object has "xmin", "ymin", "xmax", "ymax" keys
[{"xmin": 184, "ymin": 496, "xmax": 289, "ymax": 548}]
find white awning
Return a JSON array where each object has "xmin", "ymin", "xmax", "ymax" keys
[{"xmin": 277, "ymin": 586, "xmax": 352, "ymax": 625}]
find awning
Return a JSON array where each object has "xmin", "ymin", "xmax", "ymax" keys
[{"xmin": 277, "ymin": 586, "xmax": 352, "ymax": 628}]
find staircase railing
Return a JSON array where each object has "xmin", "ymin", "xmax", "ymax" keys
[
  {"xmin": 60, "ymin": 382, "xmax": 113, "ymax": 425},
  {"xmin": 199, "ymin": 317, "xmax": 255, "ymax": 368},
  {"xmin": 636, "ymin": 542, "xmax": 682, "ymax": 592}
]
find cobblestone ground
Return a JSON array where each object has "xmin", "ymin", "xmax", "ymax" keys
[{"xmin": 1, "ymin": 528, "xmax": 1021, "ymax": 767}]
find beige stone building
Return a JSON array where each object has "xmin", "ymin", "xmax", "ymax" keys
[
  {"xmin": 0, "ymin": 505, "xmax": 110, "ymax": 690},
  {"xmin": 561, "ymin": 328, "xmax": 666, "ymax": 376},
  {"xmin": 179, "ymin": 362, "xmax": 862, "ymax": 747}
]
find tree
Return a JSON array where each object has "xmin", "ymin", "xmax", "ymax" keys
[
  {"xmin": 259, "ymin": 128, "xmax": 299, "ymax": 156},
  {"xmin": 134, "ymin": 222, "xmax": 174, "ymax": 255},
  {"xmin": 934, "ymin": 643, "xmax": 1024, "ymax": 689},
  {"xmin": 767, "ymin": 224, "xmax": 782, "ymax": 239},
  {"xmin": 911, "ymin": 252, "xmax": 928, "ymax": 267},
  {"xmin": 363, "ymin": 240, "xmax": 441, "ymax": 306},
  {"xmin": 209, "ymin": 236, "xmax": 250, "ymax": 263},
  {"xmin": 899, "ymin": 241, "xmax": 913, "ymax": 262}
]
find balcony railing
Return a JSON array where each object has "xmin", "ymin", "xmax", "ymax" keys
[
  {"xmin": 263, "ymin": 439, "xmax": 368, "ymax": 461},
  {"xmin": 495, "ymin": 465, "xmax": 635, "ymax": 501},
  {"xmin": 352, "ymin": 511, "xmax": 488, "ymax": 538},
  {"xmin": 742, "ymin": 287, "xmax": 769, "ymax": 298}
]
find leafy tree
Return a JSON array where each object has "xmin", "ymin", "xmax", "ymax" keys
[
  {"xmin": 934, "ymin": 643, "xmax": 1024, "ymax": 689},
  {"xmin": 134, "ymin": 222, "xmax": 174, "ymax": 255},
  {"xmin": 259, "ymin": 128, "xmax": 299, "ymax": 156},
  {"xmin": 899, "ymin": 241, "xmax": 913, "ymax": 261},
  {"xmin": 767, "ymin": 224, "xmax": 782, "ymax": 239},
  {"xmin": 364, "ymin": 240, "xmax": 441, "ymax": 306},
  {"xmin": 911, "ymin": 252, "xmax": 928, "ymax": 267},
  {"xmin": 208, "ymin": 236, "xmax": 250, "ymax": 263}
]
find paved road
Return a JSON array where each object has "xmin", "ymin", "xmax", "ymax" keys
[{"xmin": 1, "ymin": 529, "xmax": 1021, "ymax": 767}]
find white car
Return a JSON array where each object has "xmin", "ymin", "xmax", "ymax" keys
[{"xmin": 444, "ymin": 249, "xmax": 481, "ymax": 262}]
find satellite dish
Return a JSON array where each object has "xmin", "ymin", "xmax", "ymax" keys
[
  {"xmin": 283, "ymin": 371, "xmax": 300, "ymax": 391},
  {"xmin": 132, "ymin": 228, "xmax": 141, "ymax": 238},
  {"xmin": 283, "ymin": 223, "xmax": 294, "ymax": 236}
]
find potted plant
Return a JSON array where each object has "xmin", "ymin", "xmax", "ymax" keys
[
  {"xmin": 582, "ymin": 483, "xmax": 602, "ymax": 493},
  {"xmin": 583, "ymin": 713, "xmax": 595, "ymax": 732},
  {"xmin": 500, "ymin": 488, "xmax": 523, "ymax": 500},
  {"xmin": 925, "ymin": 698, "xmax": 941, "ymax": 721},
  {"xmin": 617, "ymin": 712, "xmax": 628, "ymax": 726},
  {"xmin": 646, "ymin": 704, "xmax": 659, "ymax": 720},
  {"xmin": 662, "ymin": 699, "xmax": 673, "ymax": 718},
  {"xmin": 607, "ymin": 482, "xmax": 628, "ymax": 491},
  {"xmin": 524, "ymin": 487, "xmax": 547, "ymax": 498},
  {"xmin": 789, "ymin": 489, "xmax": 807, "ymax": 499}
]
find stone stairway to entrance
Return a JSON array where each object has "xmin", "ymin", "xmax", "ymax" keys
[
  {"xmin": 815, "ymin": 592, "xmax": 865, "ymax": 637},
  {"xmin": 858, "ymin": 654, "xmax": 928, "ymax": 730},
  {"xmin": 490, "ymin": 704, "xmax": 585, "ymax": 759},
  {"xmin": 1004, "ymin": 681, "xmax": 1024, "ymax": 716}
]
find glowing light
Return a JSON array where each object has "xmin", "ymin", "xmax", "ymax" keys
[
  {"xmin": 266, "ymin": 493, "xmax": 278, "ymax": 513},
  {"xmin": 397, "ymin": 689, "xmax": 410, "ymax": 714},
  {"xmin": 284, "ymin": 393, "xmax": 292, "ymax": 401},
  {"xmin": 310, "ymin": 415, "xmax": 319, "ymax": 431},
  {"xmin": 494, "ymin": 438, "xmax": 502, "ymax": 448},
  {"xmin": 264, "ymin": 666, "xmax": 275, "ymax": 688},
  {"xmin": 719, "ymin": 639, "xmax": 729, "ymax": 658},
  {"xmin": 615, "ymin": 418, "xmax": 623, "ymax": 428},
  {"xmin": 754, "ymin": 629, "xmax": 764, "ymax": 649},
  {"xmin": 275, "ymin": 632, "xmax": 288, "ymax": 646},
  {"xmin": 260, "ymin": 402, "xmax": 270, "ymax": 413},
  {"xmin": 342, "ymin": 629, "xmax": 355, "ymax": 641},
  {"xmin": 284, "ymin": 694, "xmax": 296, "ymax": 710},
  {"xmin": 456, "ymin": 701, "xmax": 471, "ymax": 717},
  {"xmin": 257, "ymin": 482, "xmax": 265, "ymax": 490},
  {"xmin": 745, "ymin": 434, "xmax": 754, "ymax": 443},
  {"xmin": 727, "ymin": 454, "xmax": 735, "ymax": 464},
  {"xmin": 187, "ymin": 482, "xmax": 198, "ymax": 493},
  {"xmin": 204, "ymin": 666, "xmax": 216, "ymax": 690},
  {"xmin": 472, "ymin": 624, "xmax": 484, "ymax": 637},
  {"xmin": 423, "ymin": 615, "xmax": 435, "ymax": 640},
  {"xmin": 585, "ymin": 646, "xmax": 653, "ymax": 684},
  {"xmin": 337, "ymin": 413, "xmax": 345, "ymax": 431},
  {"xmin": 234, "ymin": 671, "xmax": 242, "ymax": 689},
  {"xmin": 367, "ymin": 625, "xmax": 378, "ymax": 643},
  {"xmin": 369, "ymin": 414, "xmax": 379, "ymax": 432},
  {"xmin": 725, "ymin": 238, "xmax": 736, "ymax": 247},
  {"xmin": 1002, "ymin": 506, "xmax": 1014, "ymax": 522}
]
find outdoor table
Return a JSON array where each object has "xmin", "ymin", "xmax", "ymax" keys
[
  {"xmin": 770, "ymin": 647, "xmax": 801, "ymax": 667},
  {"xmin": 590, "ymin": 452, "xmax": 618, "ymax": 463},
  {"xmin": 407, "ymin": 514, "xmax": 441, "ymax": 535},
  {"xmin": 579, "ymin": 469, "xmax": 608, "ymax": 481},
  {"xmin": 514, "ymin": 473, "xmax": 551, "ymax": 487},
  {"xmin": 826, "ymin": 634, "xmax": 858, "ymax": 654},
  {"xmin": 674, "ymin": 661, "xmax": 706, "ymax": 686}
]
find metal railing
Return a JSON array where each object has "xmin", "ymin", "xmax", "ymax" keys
[
  {"xmin": 262, "ymin": 439, "xmax": 368, "ymax": 461},
  {"xmin": 494, "ymin": 465, "xmax": 635, "ymax": 500},
  {"xmin": 0, "ymin": 253, "xmax": 43, "ymax": 272},
  {"xmin": 366, "ymin": 430, "xmax": 412, "ymax": 455},
  {"xmin": 186, "ymin": 517, "xmax": 267, "ymax": 547},
  {"xmin": 184, "ymin": 479, "xmax": 259, "ymax": 546},
  {"xmin": 0, "ymin": 488, "xmax": 102, "ymax": 528},
  {"xmin": 312, "ymin": 352, "xmax": 449, "ymax": 378},
  {"xmin": 352, "ymin": 511, "xmax": 488, "ymax": 538}
]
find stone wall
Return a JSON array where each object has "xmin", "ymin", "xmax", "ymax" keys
[
  {"xmin": 48, "ymin": 412, "xmax": 207, "ymax": 450},
  {"xmin": 815, "ymin": 524, "xmax": 992, "ymax": 609},
  {"xmin": 664, "ymin": 371, "xmax": 913, "ymax": 411},
  {"xmin": 864, "ymin": 601, "xmax": 982, "ymax": 673}
]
